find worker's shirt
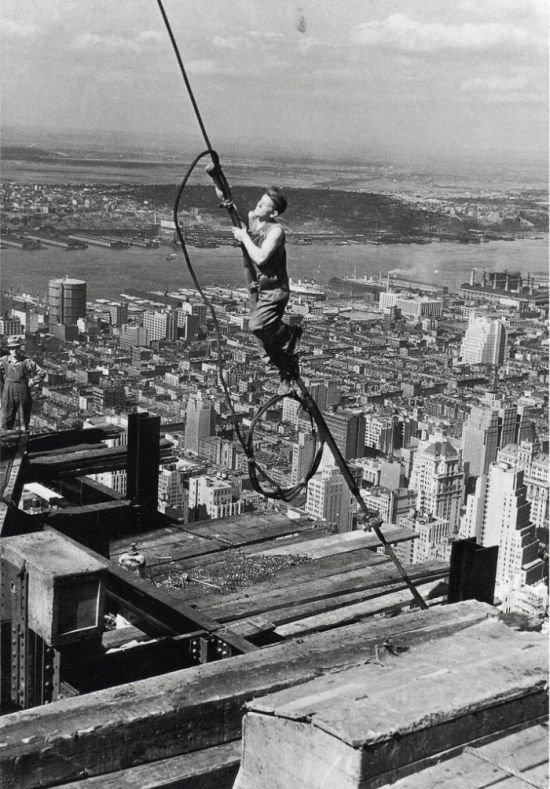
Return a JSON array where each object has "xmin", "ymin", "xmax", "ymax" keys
[
  {"xmin": 0, "ymin": 355, "xmax": 45, "ymax": 391},
  {"xmin": 248, "ymin": 215, "xmax": 289, "ymax": 294}
]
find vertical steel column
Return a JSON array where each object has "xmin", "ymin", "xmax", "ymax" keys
[
  {"xmin": 0, "ymin": 559, "xmax": 61, "ymax": 711},
  {"xmin": 448, "ymin": 538, "xmax": 498, "ymax": 605},
  {"xmin": 127, "ymin": 411, "xmax": 161, "ymax": 510}
]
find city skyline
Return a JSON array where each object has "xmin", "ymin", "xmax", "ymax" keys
[{"xmin": 1, "ymin": 0, "xmax": 548, "ymax": 166}]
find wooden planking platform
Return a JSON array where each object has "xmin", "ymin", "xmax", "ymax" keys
[
  {"xmin": 58, "ymin": 741, "xmax": 241, "ymax": 789},
  {"xmin": 183, "ymin": 544, "xmax": 388, "ymax": 580},
  {"xmin": 256, "ymin": 527, "xmax": 418, "ymax": 559},
  {"xmin": 110, "ymin": 513, "xmax": 330, "ymax": 567},
  {"xmin": 195, "ymin": 559, "xmax": 448, "ymax": 625},
  {"xmin": 234, "ymin": 620, "xmax": 548, "ymax": 789},
  {"xmin": 0, "ymin": 602, "xmax": 495, "ymax": 788},
  {"xmin": 384, "ymin": 720, "xmax": 549, "ymax": 789},
  {"xmin": 273, "ymin": 578, "xmax": 446, "ymax": 638}
]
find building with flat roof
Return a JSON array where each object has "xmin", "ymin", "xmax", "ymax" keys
[{"xmin": 48, "ymin": 277, "xmax": 87, "ymax": 326}]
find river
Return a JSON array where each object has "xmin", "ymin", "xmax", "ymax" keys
[{"xmin": 1, "ymin": 236, "xmax": 548, "ymax": 302}]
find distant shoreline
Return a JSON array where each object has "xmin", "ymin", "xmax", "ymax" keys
[{"xmin": 2, "ymin": 238, "xmax": 547, "ymax": 304}]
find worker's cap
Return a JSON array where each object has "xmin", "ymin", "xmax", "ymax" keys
[
  {"xmin": 265, "ymin": 187, "xmax": 287, "ymax": 215},
  {"xmin": 6, "ymin": 336, "xmax": 22, "ymax": 348}
]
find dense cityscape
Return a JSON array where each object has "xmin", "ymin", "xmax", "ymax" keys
[
  {"xmin": 1, "ymin": 0, "xmax": 549, "ymax": 782},
  {"xmin": 1, "ymin": 173, "xmax": 548, "ymax": 625}
]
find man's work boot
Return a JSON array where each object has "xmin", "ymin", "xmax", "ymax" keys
[{"xmin": 285, "ymin": 325, "xmax": 303, "ymax": 356}]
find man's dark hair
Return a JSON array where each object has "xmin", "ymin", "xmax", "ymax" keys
[{"xmin": 266, "ymin": 187, "xmax": 287, "ymax": 215}]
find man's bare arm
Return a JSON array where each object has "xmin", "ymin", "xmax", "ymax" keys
[{"xmin": 233, "ymin": 225, "xmax": 284, "ymax": 266}]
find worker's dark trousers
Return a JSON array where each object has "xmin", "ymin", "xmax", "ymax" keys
[
  {"xmin": 1, "ymin": 383, "xmax": 32, "ymax": 430},
  {"xmin": 248, "ymin": 289, "xmax": 293, "ymax": 369}
]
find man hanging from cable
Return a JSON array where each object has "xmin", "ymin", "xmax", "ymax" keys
[{"xmin": 215, "ymin": 185, "xmax": 303, "ymax": 394}]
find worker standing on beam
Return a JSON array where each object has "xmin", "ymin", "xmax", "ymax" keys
[
  {"xmin": 217, "ymin": 187, "xmax": 303, "ymax": 393},
  {"xmin": 0, "ymin": 337, "xmax": 45, "ymax": 432}
]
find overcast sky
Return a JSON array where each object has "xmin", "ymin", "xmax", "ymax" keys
[{"xmin": 2, "ymin": 0, "xmax": 548, "ymax": 164}]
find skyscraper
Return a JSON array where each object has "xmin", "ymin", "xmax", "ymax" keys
[
  {"xmin": 143, "ymin": 310, "xmax": 178, "ymax": 343},
  {"xmin": 184, "ymin": 393, "xmax": 215, "ymax": 455},
  {"xmin": 305, "ymin": 464, "xmax": 354, "ymax": 533},
  {"xmin": 409, "ymin": 438, "xmax": 464, "ymax": 533},
  {"xmin": 461, "ymin": 461, "xmax": 544, "ymax": 592},
  {"xmin": 460, "ymin": 312, "xmax": 506, "ymax": 366},
  {"xmin": 462, "ymin": 400, "xmax": 518, "ymax": 478},
  {"xmin": 48, "ymin": 277, "xmax": 87, "ymax": 326},
  {"xmin": 497, "ymin": 441, "xmax": 549, "ymax": 531},
  {"xmin": 291, "ymin": 432, "xmax": 317, "ymax": 485},
  {"xmin": 323, "ymin": 410, "xmax": 365, "ymax": 460}
]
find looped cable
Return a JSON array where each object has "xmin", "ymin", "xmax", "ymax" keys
[{"xmin": 246, "ymin": 390, "xmax": 325, "ymax": 501}]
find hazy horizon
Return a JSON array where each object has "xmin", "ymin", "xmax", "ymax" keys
[
  {"xmin": 2, "ymin": 123, "xmax": 547, "ymax": 179},
  {"xmin": 2, "ymin": 1, "xmax": 548, "ymax": 173}
]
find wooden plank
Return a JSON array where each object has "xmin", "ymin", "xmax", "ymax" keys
[
  {"xmin": 263, "ymin": 574, "xmax": 447, "ymax": 629},
  {"xmin": 385, "ymin": 721, "xmax": 549, "ymax": 788},
  {"xmin": 218, "ymin": 616, "xmax": 276, "ymax": 639},
  {"xmin": 109, "ymin": 514, "xmax": 321, "ymax": 557},
  {"xmin": 58, "ymin": 741, "xmax": 241, "ymax": 788},
  {"xmin": 256, "ymin": 528, "xmax": 417, "ymax": 559},
  {"xmin": 235, "ymin": 622, "xmax": 548, "ymax": 789},
  {"xmin": 110, "ymin": 525, "xmax": 224, "ymax": 562},
  {"xmin": 274, "ymin": 579, "xmax": 444, "ymax": 638},
  {"xmin": 0, "ymin": 602, "xmax": 495, "ymax": 788},
  {"xmin": 179, "ymin": 515, "xmax": 323, "ymax": 547},
  {"xmin": 196, "ymin": 560, "xmax": 447, "ymax": 624},
  {"xmin": 110, "ymin": 516, "xmax": 329, "ymax": 571}
]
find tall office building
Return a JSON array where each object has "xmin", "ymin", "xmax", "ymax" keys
[
  {"xmin": 48, "ymin": 277, "xmax": 87, "ymax": 326},
  {"xmin": 461, "ymin": 462, "xmax": 544, "ymax": 592},
  {"xmin": 158, "ymin": 464, "xmax": 186, "ymax": 515},
  {"xmin": 323, "ymin": 410, "xmax": 365, "ymax": 460},
  {"xmin": 396, "ymin": 513, "xmax": 452, "ymax": 566},
  {"xmin": 184, "ymin": 393, "xmax": 215, "ymax": 455},
  {"xmin": 143, "ymin": 310, "xmax": 178, "ymax": 343},
  {"xmin": 107, "ymin": 303, "xmax": 129, "ymax": 327},
  {"xmin": 364, "ymin": 414, "xmax": 396, "ymax": 454},
  {"xmin": 282, "ymin": 396, "xmax": 301, "ymax": 426},
  {"xmin": 462, "ymin": 400, "xmax": 518, "ymax": 478},
  {"xmin": 409, "ymin": 438, "xmax": 464, "ymax": 533},
  {"xmin": 120, "ymin": 325, "xmax": 149, "ymax": 349},
  {"xmin": 291, "ymin": 432, "xmax": 317, "ymax": 485},
  {"xmin": 460, "ymin": 312, "xmax": 506, "ymax": 366},
  {"xmin": 498, "ymin": 442, "xmax": 549, "ymax": 531},
  {"xmin": 301, "ymin": 379, "xmax": 328, "ymax": 413},
  {"xmin": 178, "ymin": 300, "xmax": 207, "ymax": 329},
  {"xmin": 305, "ymin": 464, "xmax": 354, "ymax": 533},
  {"xmin": 0, "ymin": 316, "xmax": 23, "ymax": 337}
]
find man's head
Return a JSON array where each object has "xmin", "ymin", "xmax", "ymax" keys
[
  {"xmin": 253, "ymin": 187, "xmax": 288, "ymax": 220},
  {"xmin": 6, "ymin": 337, "xmax": 21, "ymax": 355}
]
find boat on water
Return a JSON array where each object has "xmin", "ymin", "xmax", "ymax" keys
[{"xmin": 289, "ymin": 278, "xmax": 326, "ymax": 300}]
